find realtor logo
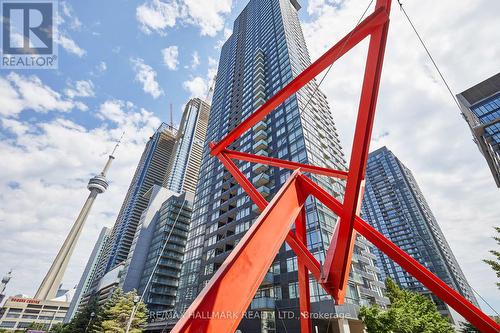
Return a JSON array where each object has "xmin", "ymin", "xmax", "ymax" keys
[{"xmin": 1, "ymin": 0, "xmax": 58, "ymax": 69}]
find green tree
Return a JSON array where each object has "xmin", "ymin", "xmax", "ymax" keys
[
  {"xmin": 458, "ymin": 321, "xmax": 479, "ymax": 333},
  {"xmin": 92, "ymin": 289, "xmax": 147, "ymax": 333},
  {"xmin": 359, "ymin": 278, "xmax": 454, "ymax": 333},
  {"xmin": 483, "ymin": 227, "xmax": 500, "ymax": 289},
  {"xmin": 60, "ymin": 298, "xmax": 101, "ymax": 333}
]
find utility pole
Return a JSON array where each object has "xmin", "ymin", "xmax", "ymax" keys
[{"xmin": 125, "ymin": 296, "xmax": 140, "ymax": 333}]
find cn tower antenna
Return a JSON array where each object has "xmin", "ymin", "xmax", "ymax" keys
[
  {"xmin": 170, "ymin": 104, "xmax": 174, "ymax": 128},
  {"xmin": 111, "ymin": 131, "xmax": 125, "ymax": 158},
  {"xmin": 205, "ymin": 75, "xmax": 216, "ymax": 104}
]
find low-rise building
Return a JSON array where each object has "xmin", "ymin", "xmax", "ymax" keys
[{"xmin": 0, "ymin": 296, "xmax": 69, "ymax": 331}]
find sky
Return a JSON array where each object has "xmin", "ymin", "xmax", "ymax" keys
[{"xmin": 0, "ymin": 0, "xmax": 499, "ymax": 315}]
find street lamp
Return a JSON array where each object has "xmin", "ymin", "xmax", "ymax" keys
[
  {"xmin": 125, "ymin": 296, "xmax": 141, "ymax": 333},
  {"xmin": 85, "ymin": 311, "xmax": 96, "ymax": 333}
]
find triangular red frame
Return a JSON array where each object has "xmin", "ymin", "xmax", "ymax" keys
[{"xmin": 171, "ymin": 0, "xmax": 499, "ymax": 332}]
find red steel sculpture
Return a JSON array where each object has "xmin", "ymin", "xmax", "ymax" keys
[{"xmin": 171, "ymin": 0, "xmax": 500, "ymax": 332}]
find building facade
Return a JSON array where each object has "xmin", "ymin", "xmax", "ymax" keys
[
  {"xmin": 361, "ymin": 146, "xmax": 478, "ymax": 321},
  {"xmin": 457, "ymin": 72, "xmax": 500, "ymax": 187},
  {"xmin": 175, "ymin": 1, "xmax": 387, "ymax": 332},
  {"xmin": 95, "ymin": 123, "xmax": 177, "ymax": 283},
  {"xmin": 65, "ymin": 227, "xmax": 110, "ymax": 322},
  {"xmin": 121, "ymin": 98, "xmax": 210, "ymax": 328},
  {"xmin": 122, "ymin": 188, "xmax": 193, "ymax": 312},
  {"xmin": 164, "ymin": 98, "xmax": 210, "ymax": 195},
  {"xmin": 0, "ymin": 297, "xmax": 69, "ymax": 331}
]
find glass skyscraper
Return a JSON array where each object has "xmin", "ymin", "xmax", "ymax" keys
[
  {"xmin": 362, "ymin": 146, "xmax": 478, "ymax": 322},
  {"xmin": 164, "ymin": 98, "xmax": 211, "ymax": 195},
  {"xmin": 176, "ymin": 1, "xmax": 387, "ymax": 331},
  {"xmin": 90, "ymin": 123, "xmax": 178, "ymax": 291},
  {"xmin": 457, "ymin": 72, "xmax": 500, "ymax": 187},
  {"xmin": 120, "ymin": 98, "xmax": 210, "ymax": 330}
]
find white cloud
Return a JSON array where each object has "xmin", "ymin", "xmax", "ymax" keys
[
  {"xmin": 65, "ymin": 80, "xmax": 95, "ymax": 99},
  {"xmin": 183, "ymin": 56, "xmax": 218, "ymax": 99},
  {"xmin": 0, "ymin": 99, "xmax": 161, "ymax": 298},
  {"xmin": 302, "ymin": 0, "xmax": 500, "ymax": 311},
  {"xmin": 183, "ymin": 76, "xmax": 206, "ymax": 98},
  {"xmin": 161, "ymin": 46, "xmax": 179, "ymax": 70},
  {"xmin": 191, "ymin": 51, "xmax": 200, "ymax": 69},
  {"xmin": 97, "ymin": 61, "xmax": 107, "ymax": 72},
  {"xmin": 56, "ymin": 34, "xmax": 86, "ymax": 57},
  {"xmin": 1, "ymin": 118, "xmax": 30, "ymax": 136},
  {"xmin": 136, "ymin": 0, "xmax": 179, "ymax": 35},
  {"xmin": 136, "ymin": 0, "xmax": 233, "ymax": 36},
  {"xmin": 61, "ymin": 2, "xmax": 82, "ymax": 30},
  {"xmin": 130, "ymin": 58, "xmax": 164, "ymax": 99},
  {"xmin": 0, "ymin": 73, "xmax": 82, "ymax": 117},
  {"xmin": 182, "ymin": 0, "xmax": 232, "ymax": 36},
  {"xmin": 215, "ymin": 27, "xmax": 232, "ymax": 49}
]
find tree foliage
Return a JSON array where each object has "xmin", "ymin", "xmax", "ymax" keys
[
  {"xmin": 91, "ymin": 289, "xmax": 147, "ymax": 333},
  {"xmin": 483, "ymin": 226, "xmax": 500, "ymax": 289},
  {"xmin": 359, "ymin": 278, "xmax": 454, "ymax": 333},
  {"xmin": 57, "ymin": 297, "xmax": 102, "ymax": 333},
  {"xmin": 458, "ymin": 321, "xmax": 479, "ymax": 333}
]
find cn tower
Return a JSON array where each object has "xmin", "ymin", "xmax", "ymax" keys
[{"xmin": 35, "ymin": 136, "xmax": 123, "ymax": 300}]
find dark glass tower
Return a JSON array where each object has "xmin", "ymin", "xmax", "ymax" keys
[
  {"xmin": 176, "ymin": 0, "xmax": 387, "ymax": 331},
  {"xmin": 457, "ymin": 72, "xmax": 500, "ymax": 188},
  {"xmin": 95, "ymin": 123, "xmax": 177, "ymax": 282},
  {"xmin": 362, "ymin": 146, "xmax": 479, "ymax": 321},
  {"xmin": 120, "ymin": 98, "xmax": 210, "ymax": 321}
]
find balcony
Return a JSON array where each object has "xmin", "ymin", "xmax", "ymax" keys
[
  {"xmin": 253, "ymin": 163, "xmax": 268, "ymax": 174},
  {"xmin": 253, "ymin": 173, "xmax": 270, "ymax": 187},
  {"xmin": 253, "ymin": 120, "xmax": 267, "ymax": 132},
  {"xmin": 358, "ymin": 286, "xmax": 381, "ymax": 299},
  {"xmin": 254, "ymin": 129, "xmax": 267, "ymax": 141},
  {"xmin": 251, "ymin": 297, "xmax": 275, "ymax": 310},
  {"xmin": 253, "ymin": 139, "xmax": 268, "ymax": 151},
  {"xmin": 254, "ymin": 97, "xmax": 266, "ymax": 108},
  {"xmin": 349, "ymin": 271, "xmax": 363, "ymax": 284},
  {"xmin": 257, "ymin": 186, "xmax": 271, "ymax": 198}
]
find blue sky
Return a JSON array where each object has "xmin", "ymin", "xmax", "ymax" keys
[{"xmin": 0, "ymin": 0, "xmax": 499, "ymax": 317}]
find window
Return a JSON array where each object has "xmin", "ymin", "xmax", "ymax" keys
[
  {"xmin": 288, "ymin": 282, "xmax": 298, "ymax": 299},
  {"xmin": 286, "ymin": 257, "xmax": 298, "ymax": 272},
  {"xmin": 270, "ymin": 262, "xmax": 280, "ymax": 275}
]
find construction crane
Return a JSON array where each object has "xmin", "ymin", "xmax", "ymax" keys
[{"xmin": 170, "ymin": 0, "xmax": 500, "ymax": 332}]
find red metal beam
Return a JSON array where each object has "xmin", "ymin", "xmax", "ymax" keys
[
  {"xmin": 223, "ymin": 148, "xmax": 348, "ymax": 179},
  {"xmin": 285, "ymin": 231, "xmax": 323, "ymax": 282},
  {"xmin": 180, "ymin": 0, "xmax": 500, "ymax": 331},
  {"xmin": 210, "ymin": 7, "xmax": 389, "ymax": 156},
  {"xmin": 217, "ymin": 149, "xmax": 325, "ymax": 286},
  {"xmin": 170, "ymin": 171, "xmax": 305, "ymax": 333},
  {"xmin": 354, "ymin": 218, "xmax": 500, "ymax": 333},
  {"xmin": 215, "ymin": 149, "xmax": 268, "ymax": 210},
  {"xmin": 299, "ymin": 173, "xmax": 500, "ymax": 333},
  {"xmin": 326, "ymin": 0, "xmax": 392, "ymax": 293},
  {"xmin": 296, "ymin": 208, "xmax": 312, "ymax": 333}
]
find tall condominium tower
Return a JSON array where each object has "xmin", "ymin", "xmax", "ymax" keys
[
  {"xmin": 121, "ymin": 99, "xmax": 210, "ymax": 330},
  {"xmin": 164, "ymin": 98, "xmax": 210, "ymax": 195},
  {"xmin": 65, "ymin": 227, "xmax": 110, "ymax": 322},
  {"xmin": 35, "ymin": 141, "xmax": 119, "ymax": 301},
  {"xmin": 100, "ymin": 123, "xmax": 177, "ymax": 276},
  {"xmin": 175, "ymin": 1, "xmax": 387, "ymax": 332},
  {"xmin": 362, "ymin": 146, "xmax": 478, "ymax": 321},
  {"xmin": 457, "ymin": 72, "xmax": 500, "ymax": 187}
]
